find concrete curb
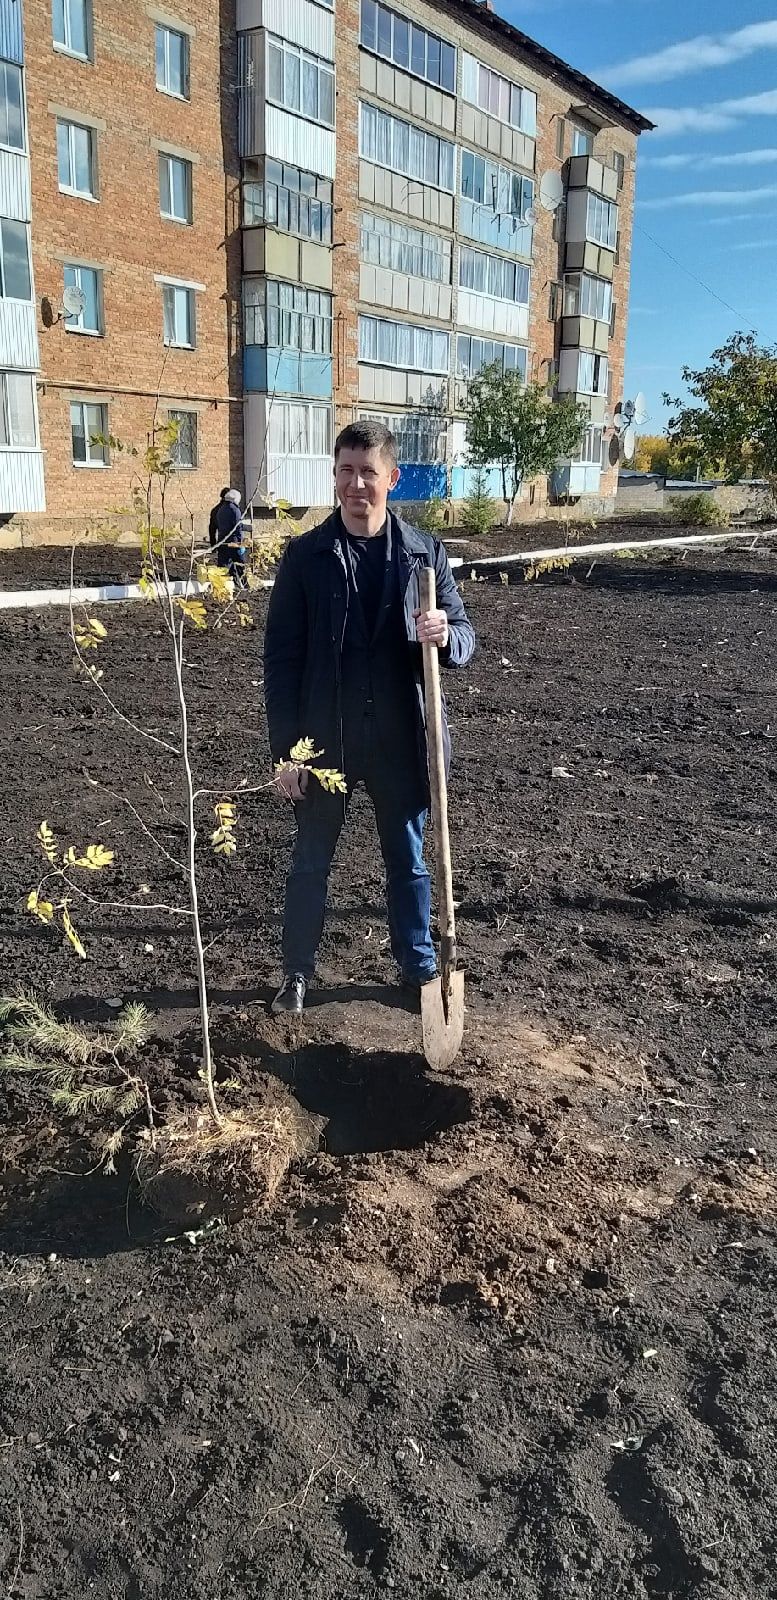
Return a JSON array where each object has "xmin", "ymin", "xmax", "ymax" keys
[{"xmin": 0, "ymin": 527, "xmax": 774, "ymax": 609}]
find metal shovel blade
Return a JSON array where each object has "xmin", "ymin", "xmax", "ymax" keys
[{"xmin": 421, "ymin": 968, "xmax": 465, "ymax": 1072}]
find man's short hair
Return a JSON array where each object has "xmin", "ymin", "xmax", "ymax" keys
[{"xmin": 334, "ymin": 421, "xmax": 398, "ymax": 469}]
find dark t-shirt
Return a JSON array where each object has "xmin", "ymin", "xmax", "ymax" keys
[{"xmin": 343, "ymin": 521, "xmax": 389, "ymax": 637}]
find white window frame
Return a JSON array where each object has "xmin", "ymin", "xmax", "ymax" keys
[
  {"xmin": 572, "ymin": 124, "xmax": 594, "ymax": 157},
  {"xmin": 155, "ymin": 23, "xmax": 190, "ymax": 99},
  {"xmin": 576, "ymin": 351, "xmax": 609, "ymax": 397},
  {"xmin": 358, "ymin": 314, "xmax": 449, "ymax": 375},
  {"xmin": 160, "ymin": 280, "xmax": 197, "ymax": 349},
  {"xmin": 0, "ymin": 371, "xmax": 38, "ymax": 450},
  {"xmin": 53, "ymin": 0, "xmax": 91, "ymax": 62},
  {"xmin": 563, "ymin": 271, "xmax": 612, "ymax": 324},
  {"xmin": 244, "ymin": 280, "xmax": 332, "ymax": 355},
  {"xmin": 585, "ymin": 192, "xmax": 619, "ymax": 251},
  {"xmin": 159, "ymin": 152, "xmax": 193, "ymax": 224},
  {"xmin": 0, "ymin": 61, "xmax": 25, "ymax": 154},
  {"xmin": 456, "ymin": 333, "xmax": 527, "ymax": 383},
  {"xmin": 361, "ymin": 409, "xmax": 446, "ymax": 465},
  {"xmin": 458, "ymin": 246, "xmax": 529, "ymax": 305},
  {"xmin": 168, "ymin": 409, "xmax": 198, "ymax": 468},
  {"xmin": 359, "ymin": 102, "xmax": 455, "ymax": 194},
  {"xmin": 63, "ymin": 263, "xmax": 103, "ymax": 335},
  {"xmin": 360, "ymin": 212, "xmax": 451, "ymax": 282},
  {"xmin": 0, "ymin": 219, "xmax": 31, "ymax": 303},
  {"xmin": 243, "ymin": 158, "xmax": 333, "ymax": 245},
  {"xmin": 573, "ymin": 424, "xmax": 604, "ymax": 466},
  {"xmin": 268, "ymin": 400, "xmax": 333, "ymax": 457},
  {"xmin": 266, "ymin": 35, "xmax": 335, "ymax": 129},
  {"xmin": 360, "ymin": 0, "xmax": 456, "ymax": 92},
  {"xmin": 70, "ymin": 400, "xmax": 108, "ymax": 467},
  {"xmin": 461, "ymin": 52, "xmax": 537, "ymax": 137},
  {"xmin": 56, "ymin": 118, "xmax": 97, "ymax": 200}
]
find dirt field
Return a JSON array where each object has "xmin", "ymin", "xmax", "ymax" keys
[{"xmin": 1, "ymin": 545, "xmax": 776, "ymax": 1599}]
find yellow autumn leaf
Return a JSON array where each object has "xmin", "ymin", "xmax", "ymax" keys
[
  {"xmin": 311, "ymin": 767, "xmax": 347, "ymax": 795},
  {"xmin": 26, "ymin": 891, "xmax": 54, "ymax": 923},
  {"xmin": 236, "ymin": 603, "xmax": 253, "ymax": 628},
  {"xmin": 206, "ymin": 565, "xmax": 234, "ymax": 604},
  {"xmin": 73, "ymin": 843, "xmax": 115, "ymax": 871},
  {"xmin": 61, "ymin": 905, "xmax": 87, "ymax": 959},
  {"xmin": 37, "ymin": 822, "xmax": 58, "ymax": 864},
  {"xmin": 175, "ymin": 598, "xmax": 207, "ymax": 630},
  {"xmin": 87, "ymin": 617, "xmax": 107, "ymax": 639},
  {"xmin": 74, "ymin": 630, "xmax": 98, "ymax": 650},
  {"xmin": 288, "ymin": 737, "xmax": 318, "ymax": 765},
  {"xmin": 211, "ymin": 832, "xmax": 237, "ymax": 856}
]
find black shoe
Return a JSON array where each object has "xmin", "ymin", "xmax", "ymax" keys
[
  {"xmin": 401, "ymin": 971, "xmax": 438, "ymax": 995},
  {"xmin": 270, "ymin": 974, "xmax": 307, "ymax": 1015}
]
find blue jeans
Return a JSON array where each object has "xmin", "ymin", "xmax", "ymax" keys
[{"xmin": 282, "ymin": 722, "xmax": 436, "ymax": 983}]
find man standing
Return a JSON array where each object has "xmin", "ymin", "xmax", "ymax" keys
[
  {"xmin": 264, "ymin": 421, "xmax": 475, "ymax": 1014},
  {"xmin": 208, "ymin": 486, "xmax": 229, "ymax": 548}
]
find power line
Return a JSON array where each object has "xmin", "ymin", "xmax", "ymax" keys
[{"xmin": 634, "ymin": 221, "xmax": 755, "ymax": 325}]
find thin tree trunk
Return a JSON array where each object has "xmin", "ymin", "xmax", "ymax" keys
[{"xmin": 171, "ymin": 619, "xmax": 222, "ymax": 1127}]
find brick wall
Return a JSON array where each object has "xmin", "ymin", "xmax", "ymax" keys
[{"xmin": 25, "ymin": 0, "xmax": 243, "ymax": 539}]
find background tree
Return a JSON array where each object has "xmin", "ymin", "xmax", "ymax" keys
[
  {"xmin": 461, "ymin": 467, "xmax": 496, "ymax": 536},
  {"xmin": 633, "ymin": 433, "xmax": 719, "ymax": 481},
  {"xmin": 465, "ymin": 365, "xmax": 588, "ymax": 523},
  {"xmin": 665, "ymin": 332, "xmax": 777, "ymax": 500}
]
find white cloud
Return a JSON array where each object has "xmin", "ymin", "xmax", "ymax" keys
[
  {"xmin": 702, "ymin": 212, "xmax": 763, "ymax": 226},
  {"xmin": 646, "ymin": 89, "xmax": 777, "ymax": 137},
  {"xmin": 601, "ymin": 21, "xmax": 777, "ymax": 87},
  {"xmin": 727, "ymin": 238, "xmax": 777, "ymax": 251},
  {"xmin": 641, "ymin": 185, "xmax": 777, "ymax": 210},
  {"xmin": 644, "ymin": 147, "xmax": 777, "ymax": 170}
]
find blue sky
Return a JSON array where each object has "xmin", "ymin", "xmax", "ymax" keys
[{"xmin": 501, "ymin": 0, "xmax": 776, "ymax": 432}]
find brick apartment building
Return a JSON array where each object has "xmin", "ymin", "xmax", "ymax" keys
[{"xmin": 0, "ymin": 0, "xmax": 650, "ymax": 539}]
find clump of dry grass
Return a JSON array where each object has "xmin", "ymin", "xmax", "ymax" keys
[{"xmin": 136, "ymin": 1089, "xmax": 323, "ymax": 1223}]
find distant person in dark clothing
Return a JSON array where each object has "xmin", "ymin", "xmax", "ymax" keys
[
  {"xmin": 214, "ymin": 488, "xmax": 249, "ymax": 587},
  {"xmin": 208, "ymin": 487, "xmax": 230, "ymax": 548},
  {"xmin": 263, "ymin": 420, "xmax": 475, "ymax": 1015}
]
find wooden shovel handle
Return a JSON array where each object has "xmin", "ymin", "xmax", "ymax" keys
[{"xmin": 419, "ymin": 566, "xmax": 456, "ymax": 975}]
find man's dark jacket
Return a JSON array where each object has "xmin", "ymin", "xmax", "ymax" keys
[{"xmin": 263, "ymin": 509, "xmax": 475, "ymax": 779}]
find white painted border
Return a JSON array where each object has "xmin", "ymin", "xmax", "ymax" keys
[{"xmin": 1, "ymin": 527, "xmax": 775, "ymax": 610}]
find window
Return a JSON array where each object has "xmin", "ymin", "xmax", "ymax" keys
[
  {"xmin": 243, "ymin": 159, "xmax": 333, "ymax": 245},
  {"xmin": 555, "ymin": 119, "xmax": 565, "ymax": 160},
  {"xmin": 168, "ymin": 410, "xmax": 197, "ymax": 467},
  {"xmin": 0, "ymin": 372, "xmax": 36, "ymax": 448},
  {"xmin": 63, "ymin": 263, "xmax": 102, "ymax": 333},
  {"xmin": 456, "ymin": 334, "xmax": 527, "ymax": 382},
  {"xmin": 609, "ymin": 298, "xmax": 617, "ymax": 338},
  {"xmin": 70, "ymin": 400, "xmax": 108, "ymax": 466},
  {"xmin": 244, "ymin": 280, "xmax": 332, "ymax": 354},
  {"xmin": 155, "ymin": 24, "xmax": 189, "ymax": 98},
  {"xmin": 268, "ymin": 401, "xmax": 332, "ymax": 456},
  {"xmin": 359, "ymin": 315, "xmax": 449, "ymax": 374},
  {"xmin": 563, "ymin": 272, "xmax": 612, "ymax": 323},
  {"xmin": 459, "ymin": 151, "xmax": 534, "ymax": 255},
  {"xmin": 159, "ymin": 153, "xmax": 192, "ymax": 223},
  {"xmin": 53, "ymin": 0, "xmax": 90, "ymax": 59},
  {"xmin": 575, "ymin": 425, "xmax": 604, "ymax": 466},
  {"xmin": 613, "ymin": 151, "xmax": 625, "ymax": 191},
  {"xmin": 586, "ymin": 192, "xmax": 618, "ymax": 250},
  {"xmin": 459, "ymin": 246, "xmax": 529, "ymax": 304},
  {"xmin": 461, "ymin": 54, "xmax": 536, "ymax": 136},
  {"xmin": 572, "ymin": 124, "xmax": 594, "ymax": 157},
  {"xmin": 267, "ymin": 36, "xmax": 334, "ymax": 127},
  {"xmin": 56, "ymin": 119, "xmax": 96, "ymax": 198},
  {"xmin": 359, "ymin": 102, "xmax": 455, "ymax": 192},
  {"xmin": 360, "ymin": 213, "xmax": 451, "ymax": 282},
  {"xmin": 162, "ymin": 283, "xmax": 195, "ymax": 347},
  {"xmin": 548, "ymin": 281, "xmax": 561, "ymax": 321},
  {"xmin": 577, "ymin": 351, "xmax": 609, "ymax": 396},
  {"xmin": 0, "ymin": 62, "xmax": 24, "ymax": 151},
  {"xmin": 362, "ymin": 410, "xmax": 445, "ymax": 464},
  {"xmin": 360, "ymin": 0, "xmax": 455, "ymax": 91},
  {"xmin": 0, "ymin": 220, "xmax": 31, "ymax": 301}
]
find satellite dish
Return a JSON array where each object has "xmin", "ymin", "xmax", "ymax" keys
[
  {"xmin": 634, "ymin": 391, "xmax": 649, "ymax": 425},
  {"xmin": 622, "ymin": 424, "xmax": 636, "ymax": 459},
  {"xmin": 603, "ymin": 411, "xmax": 612, "ymax": 428},
  {"xmin": 62, "ymin": 283, "xmax": 86, "ymax": 317},
  {"xmin": 622, "ymin": 398, "xmax": 636, "ymax": 423},
  {"xmin": 524, "ymin": 206, "xmax": 538, "ymax": 225},
  {"xmin": 539, "ymin": 171, "xmax": 564, "ymax": 212}
]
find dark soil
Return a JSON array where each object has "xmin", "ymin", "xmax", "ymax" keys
[{"xmin": 1, "ymin": 549, "xmax": 776, "ymax": 1598}]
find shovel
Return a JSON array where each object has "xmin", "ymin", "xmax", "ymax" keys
[{"xmin": 418, "ymin": 566, "xmax": 465, "ymax": 1071}]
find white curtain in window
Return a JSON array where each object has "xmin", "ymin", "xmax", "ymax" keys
[{"xmin": 6, "ymin": 373, "xmax": 36, "ymax": 447}]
